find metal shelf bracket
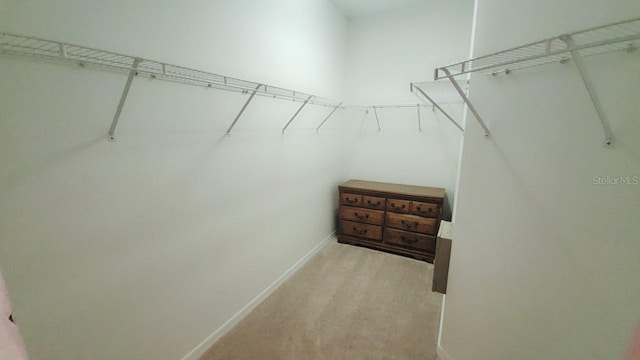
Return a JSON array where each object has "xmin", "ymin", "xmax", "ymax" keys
[
  {"xmin": 411, "ymin": 83, "xmax": 464, "ymax": 133},
  {"xmin": 441, "ymin": 69, "xmax": 490, "ymax": 138},
  {"xmin": 282, "ymin": 95, "xmax": 313, "ymax": 134},
  {"xmin": 108, "ymin": 57, "xmax": 141, "ymax": 142},
  {"xmin": 562, "ymin": 35, "xmax": 615, "ymax": 148},
  {"xmin": 316, "ymin": 102, "xmax": 342, "ymax": 132},
  {"xmin": 226, "ymin": 83, "xmax": 262, "ymax": 135},
  {"xmin": 373, "ymin": 107, "xmax": 381, "ymax": 131}
]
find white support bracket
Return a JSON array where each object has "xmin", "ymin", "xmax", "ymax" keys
[
  {"xmin": 282, "ymin": 95, "xmax": 313, "ymax": 134},
  {"xmin": 58, "ymin": 43, "xmax": 67, "ymax": 58},
  {"xmin": 562, "ymin": 35, "xmax": 615, "ymax": 148},
  {"xmin": 373, "ymin": 107, "xmax": 381, "ymax": 131},
  {"xmin": 108, "ymin": 57, "xmax": 141, "ymax": 142},
  {"xmin": 441, "ymin": 68, "xmax": 490, "ymax": 139},
  {"xmin": 316, "ymin": 102, "xmax": 342, "ymax": 132},
  {"xmin": 226, "ymin": 83, "xmax": 262, "ymax": 135},
  {"xmin": 411, "ymin": 83, "xmax": 464, "ymax": 133}
]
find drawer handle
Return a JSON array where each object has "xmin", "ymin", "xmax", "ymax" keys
[
  {"xmin": 416, "ymin": 206, "xmax": 434, "ymax": 213},
  {"xmin": 353, "ymin": 227, "xmax": 368, "ymax": 235},
  {"xmin": 401, "ymin": 235, "xmax": 418, "ymax": 244},
  {"xmin": 354, "ymin": 212, "xmax": 369, "ymax": 220},
  {"xmin": 367, "ymin": 200, "xmax": 381, "ymax": 207},
  {"xmin": 345, "ymin": 197, "xmax": 358, "ymax": 204},
  {"xmin": 390, "ymin": 203, "xmax": 406, "ymax": 211},
  {"xmin": 401, "ymin": 220, "xmax": 419, "ymax": 230}
]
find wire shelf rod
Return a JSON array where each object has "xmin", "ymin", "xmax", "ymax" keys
[
  {"xmin": 1, "ymin": 32, "xmax": 466, "ymax": 136},
  {"xmin": 435, "ymin": 17, "xmax": 640, "ymax": 79},
  {"xmin": 0, "ymin": 32, "xmax": 344, "ymax": 109}
]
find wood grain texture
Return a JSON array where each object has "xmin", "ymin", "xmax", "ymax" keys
[
  {"xmin": 339, "ymin": 206, "xmax": 384, "ymax": 225},
  {"xmin": 340, "ymin": 220, "xmax": 383, "ymax": 241},
  {"xmin": 337, "ymin": 180, "xmax": 445, "ymax": 262},
  {"xmin": 341, "ymin": 193, "xmax": 362, "ymax": 207},
  {"xmin": 340, "ymin": 179, "xmax": 445, "ymax": 200},
  {"xmin": 386, "ymin": 199, "xmax": 411, "ymax": 213},
  {"xmin": 384, "ymin": 228, "xmax": 436, "ymax": 252},
  {"xmin": 410, "ymin": 201, "xmax": 441, "ymax": 218},
  {"xmin": 362, "ymin": 195, "xmax": 386, "ymax": 211},
  {"xmin": 385, "ymin": 213, "xmax": 437, "ymax": 235}
]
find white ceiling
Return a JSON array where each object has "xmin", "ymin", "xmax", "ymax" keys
[{"xmin": 329, "ymin": 0, "xmax": 424, "ymax": 17}]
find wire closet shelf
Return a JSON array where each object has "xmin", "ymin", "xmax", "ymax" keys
[
  {"xmin": 434, "ymin": 17, "xmax": 640, "ymax": 80},
  {"xmin": 1, "ymin": 32, "xmax": 442, "ymax": 137},
  {"xmin": 426, "ymin": 16, "xmax": 640, "ymax": 147},
  {"xmin": 0, "ymin": 32, "xmax": 344, "ymax": 109}
]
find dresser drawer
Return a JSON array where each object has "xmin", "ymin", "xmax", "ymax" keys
[
  {"xmin": 386, "ymin": 199, "xmax": 410, "ymax": 213},
  {"xmin": 384, "ymin": 228, "xmax": 436, "ymax": 253},
  {"xmin": 385, "ymin": 213, "xmax": 437, "ymax": 235},
  {"xmin": 341, "ymin": 193, "xmax": 362, "ymax": 207},
  {"xmin": 340, "ymin": 206, "xmax": 384, "ymax": 225},
  {"xmin": 340, "ymin": 220, "xmax": 382, "ymax": 241},
  {"xmin": 362, "ymin": 195, "xmax": 386, "ymax": 210},
  {"xmin": 411, "ymin": 201, "xmax": 441, "ymax": 218}
]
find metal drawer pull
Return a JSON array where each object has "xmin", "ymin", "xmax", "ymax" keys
[
  {"xmin": 391, "ymin": 203, "xmax": 406, "ymax": 210},
  {"xmin": 353, "ymin": 227, "xmax": 368, "ymax": 235},
  {"xmin": 416, "ymin": 206, "xmax": 433, "ymax": 213},
  {"xmin": 367, "ymin": 200, "xmax": 381, "ymax": 206},
  {"xmin": 345, "ymin": 197, "xmax": 358, "ymax": 203},
  {"xmin": 401, "ymin": 236, "xmax": 418, "ymax": 244},
  {"xmin": 401, "ymin": 220, "xmax": 419, "ymax": 229},
  {"xmin": 354, "ymin": 212, "xmax": 369, "ymax": 220}
]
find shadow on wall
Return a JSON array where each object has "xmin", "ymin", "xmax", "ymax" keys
[{"xmin": 1, "ymin": 135, "xmax": 104, "ymax": 191}]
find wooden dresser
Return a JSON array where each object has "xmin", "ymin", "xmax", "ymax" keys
[{"xmin": 337, "ymin": 180, "xmax": 445, "ymax": 262}]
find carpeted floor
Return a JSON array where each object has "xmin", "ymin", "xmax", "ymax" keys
[{"xmin": 200, "ymin": 239, "xmax": 443, "ymax": 360}]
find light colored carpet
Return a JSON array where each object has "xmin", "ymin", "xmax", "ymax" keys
[{"xmin": 200, "ymin": 239, "xmax": 443, "ymax": 360}]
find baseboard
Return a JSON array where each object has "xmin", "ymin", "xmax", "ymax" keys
[
  {"xmin": 437, "ymin": 295, "xmax": 446, "ymax": 347},
  {"xmin": 437, "ymin": 345, "xmax": 454, "ymax": 360},
  {"xmin": 180, "ymin": 232, "xmax": 335, "ymax": 360}
]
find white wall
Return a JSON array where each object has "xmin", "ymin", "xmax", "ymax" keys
[
  {"xmin": 1, "ymin": 0, "xmax": 347, "ymax": 97},
  {"xmin": 344, "ymin": 1, "xmax": 475, "ymax": 214},
  {"xmin": 0, "ymin": 1, "xmax": 361, "ymax": 359},
  {"xmin": 440, "ymin": 1, "xmax": 640, "ymax": 359}
]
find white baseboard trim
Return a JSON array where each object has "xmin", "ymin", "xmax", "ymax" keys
[
  {"xmin": 437, "ymin": 345, "xmax": 454, "ymax": 360},
  {"xmin": 437, "ymin": 294, "xmax": 445, "ymax": 347},
  {"xmin": 180, "ymin": 232, "xmax": 335, "ymax": 360}
]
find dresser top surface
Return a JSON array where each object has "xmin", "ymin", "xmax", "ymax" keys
[{"xmin": 339, "ymin": 179, "xmax": 445, "ymax": 199}]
